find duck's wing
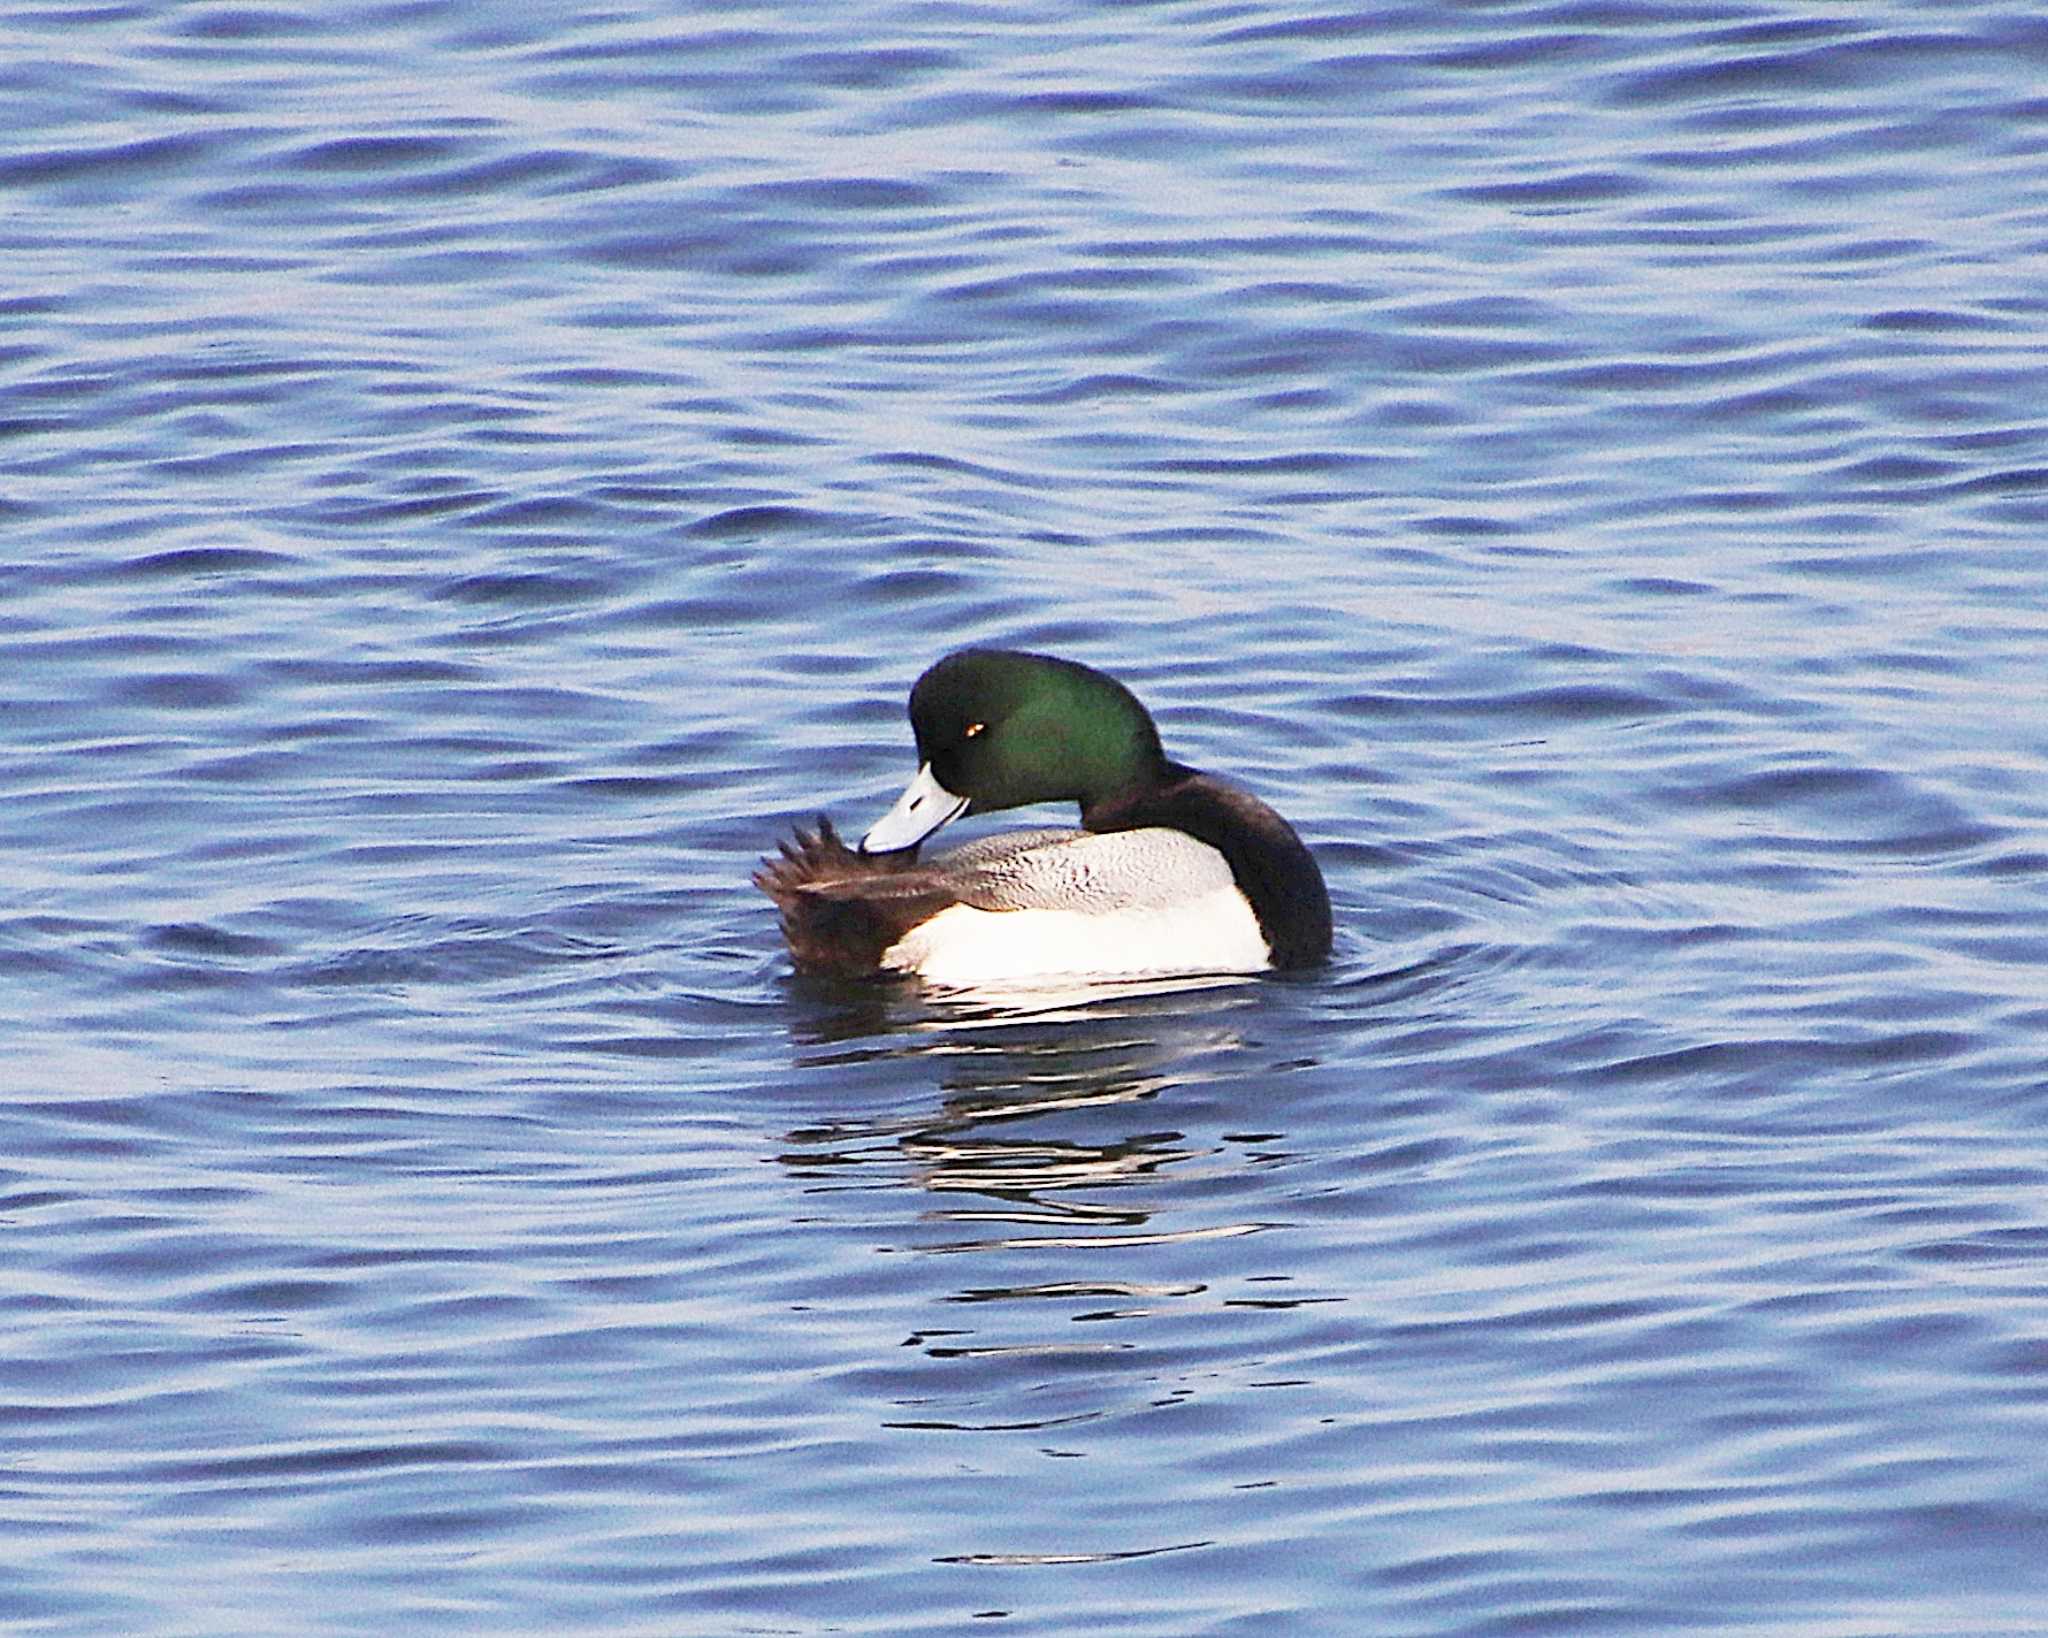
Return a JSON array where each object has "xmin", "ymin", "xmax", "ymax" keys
[{"xmin": 936, "ymin": 826, "xmax": 1236, "ymax": 914}]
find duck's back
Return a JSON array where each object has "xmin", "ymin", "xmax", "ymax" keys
[{"xmin": 935, "ymin": 827, "xmax": 1234, "ymax": 912}]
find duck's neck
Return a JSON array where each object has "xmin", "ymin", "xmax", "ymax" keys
[{"xmin": 1079, "ymin": 758, "xmax": 1199, "ymax": 832}]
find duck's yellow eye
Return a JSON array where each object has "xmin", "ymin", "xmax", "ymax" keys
[{"xmin": 962, "ymin": 721, "xmax": 985, "ymax": 739}]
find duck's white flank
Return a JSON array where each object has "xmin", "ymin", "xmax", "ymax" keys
[{"xmin": 880, "ymin": 884, "xmax": 1270, "ymax": 987}]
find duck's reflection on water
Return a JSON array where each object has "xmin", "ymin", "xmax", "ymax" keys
[
  {"xmin": 774, "ymin": 973, "xmax": 1272, "ymax": 1250},
  {"xmin": 769, "ymin": 974, "xmax": 1340, "ymax": 1460},
  {"xmin": 777, "ymin": 969, "xmax": 1257, "ymax": 1053}
]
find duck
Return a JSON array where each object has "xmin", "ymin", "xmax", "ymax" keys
[{"xmin": 755, "ymin": 647, "xmax": 1331, "ymax": 987}]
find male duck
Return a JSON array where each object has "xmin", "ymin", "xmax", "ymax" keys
[{"xmin": 756, "ymin": 648, "xmax": 1331, "ymax": 987}]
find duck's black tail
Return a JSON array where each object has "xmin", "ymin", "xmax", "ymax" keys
[{"xmin": 754, "ymin": 817, "xmax": 952, "ymax": 977}]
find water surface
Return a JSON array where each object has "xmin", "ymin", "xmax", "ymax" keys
[{"xmin": 4, "ymin": 2, "xmax": 2048, "ymax": 1632}]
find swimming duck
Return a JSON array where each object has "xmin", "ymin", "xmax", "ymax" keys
[{"xmin": 756, "ymin": 648, "xmax": 1331, "ymax": 987}]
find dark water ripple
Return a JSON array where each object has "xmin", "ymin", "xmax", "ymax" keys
[{"xmin": 4, "ymin": 0, "xmax": 2048, "ymax": 1632}]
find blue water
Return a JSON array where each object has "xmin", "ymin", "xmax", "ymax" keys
[{"xmin": 6, "ymin": 1, "xmax": 2048, "ymax": 1631}]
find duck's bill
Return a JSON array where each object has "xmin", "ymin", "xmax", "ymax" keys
[{"xmin": 860, "ymin": 762, "xmax": 969, "ymax": 853}]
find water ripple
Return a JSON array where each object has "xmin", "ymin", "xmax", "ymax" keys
[{"xmin": 5, "ymin": 0, "xmax": 2048, "ymax": 1632}]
